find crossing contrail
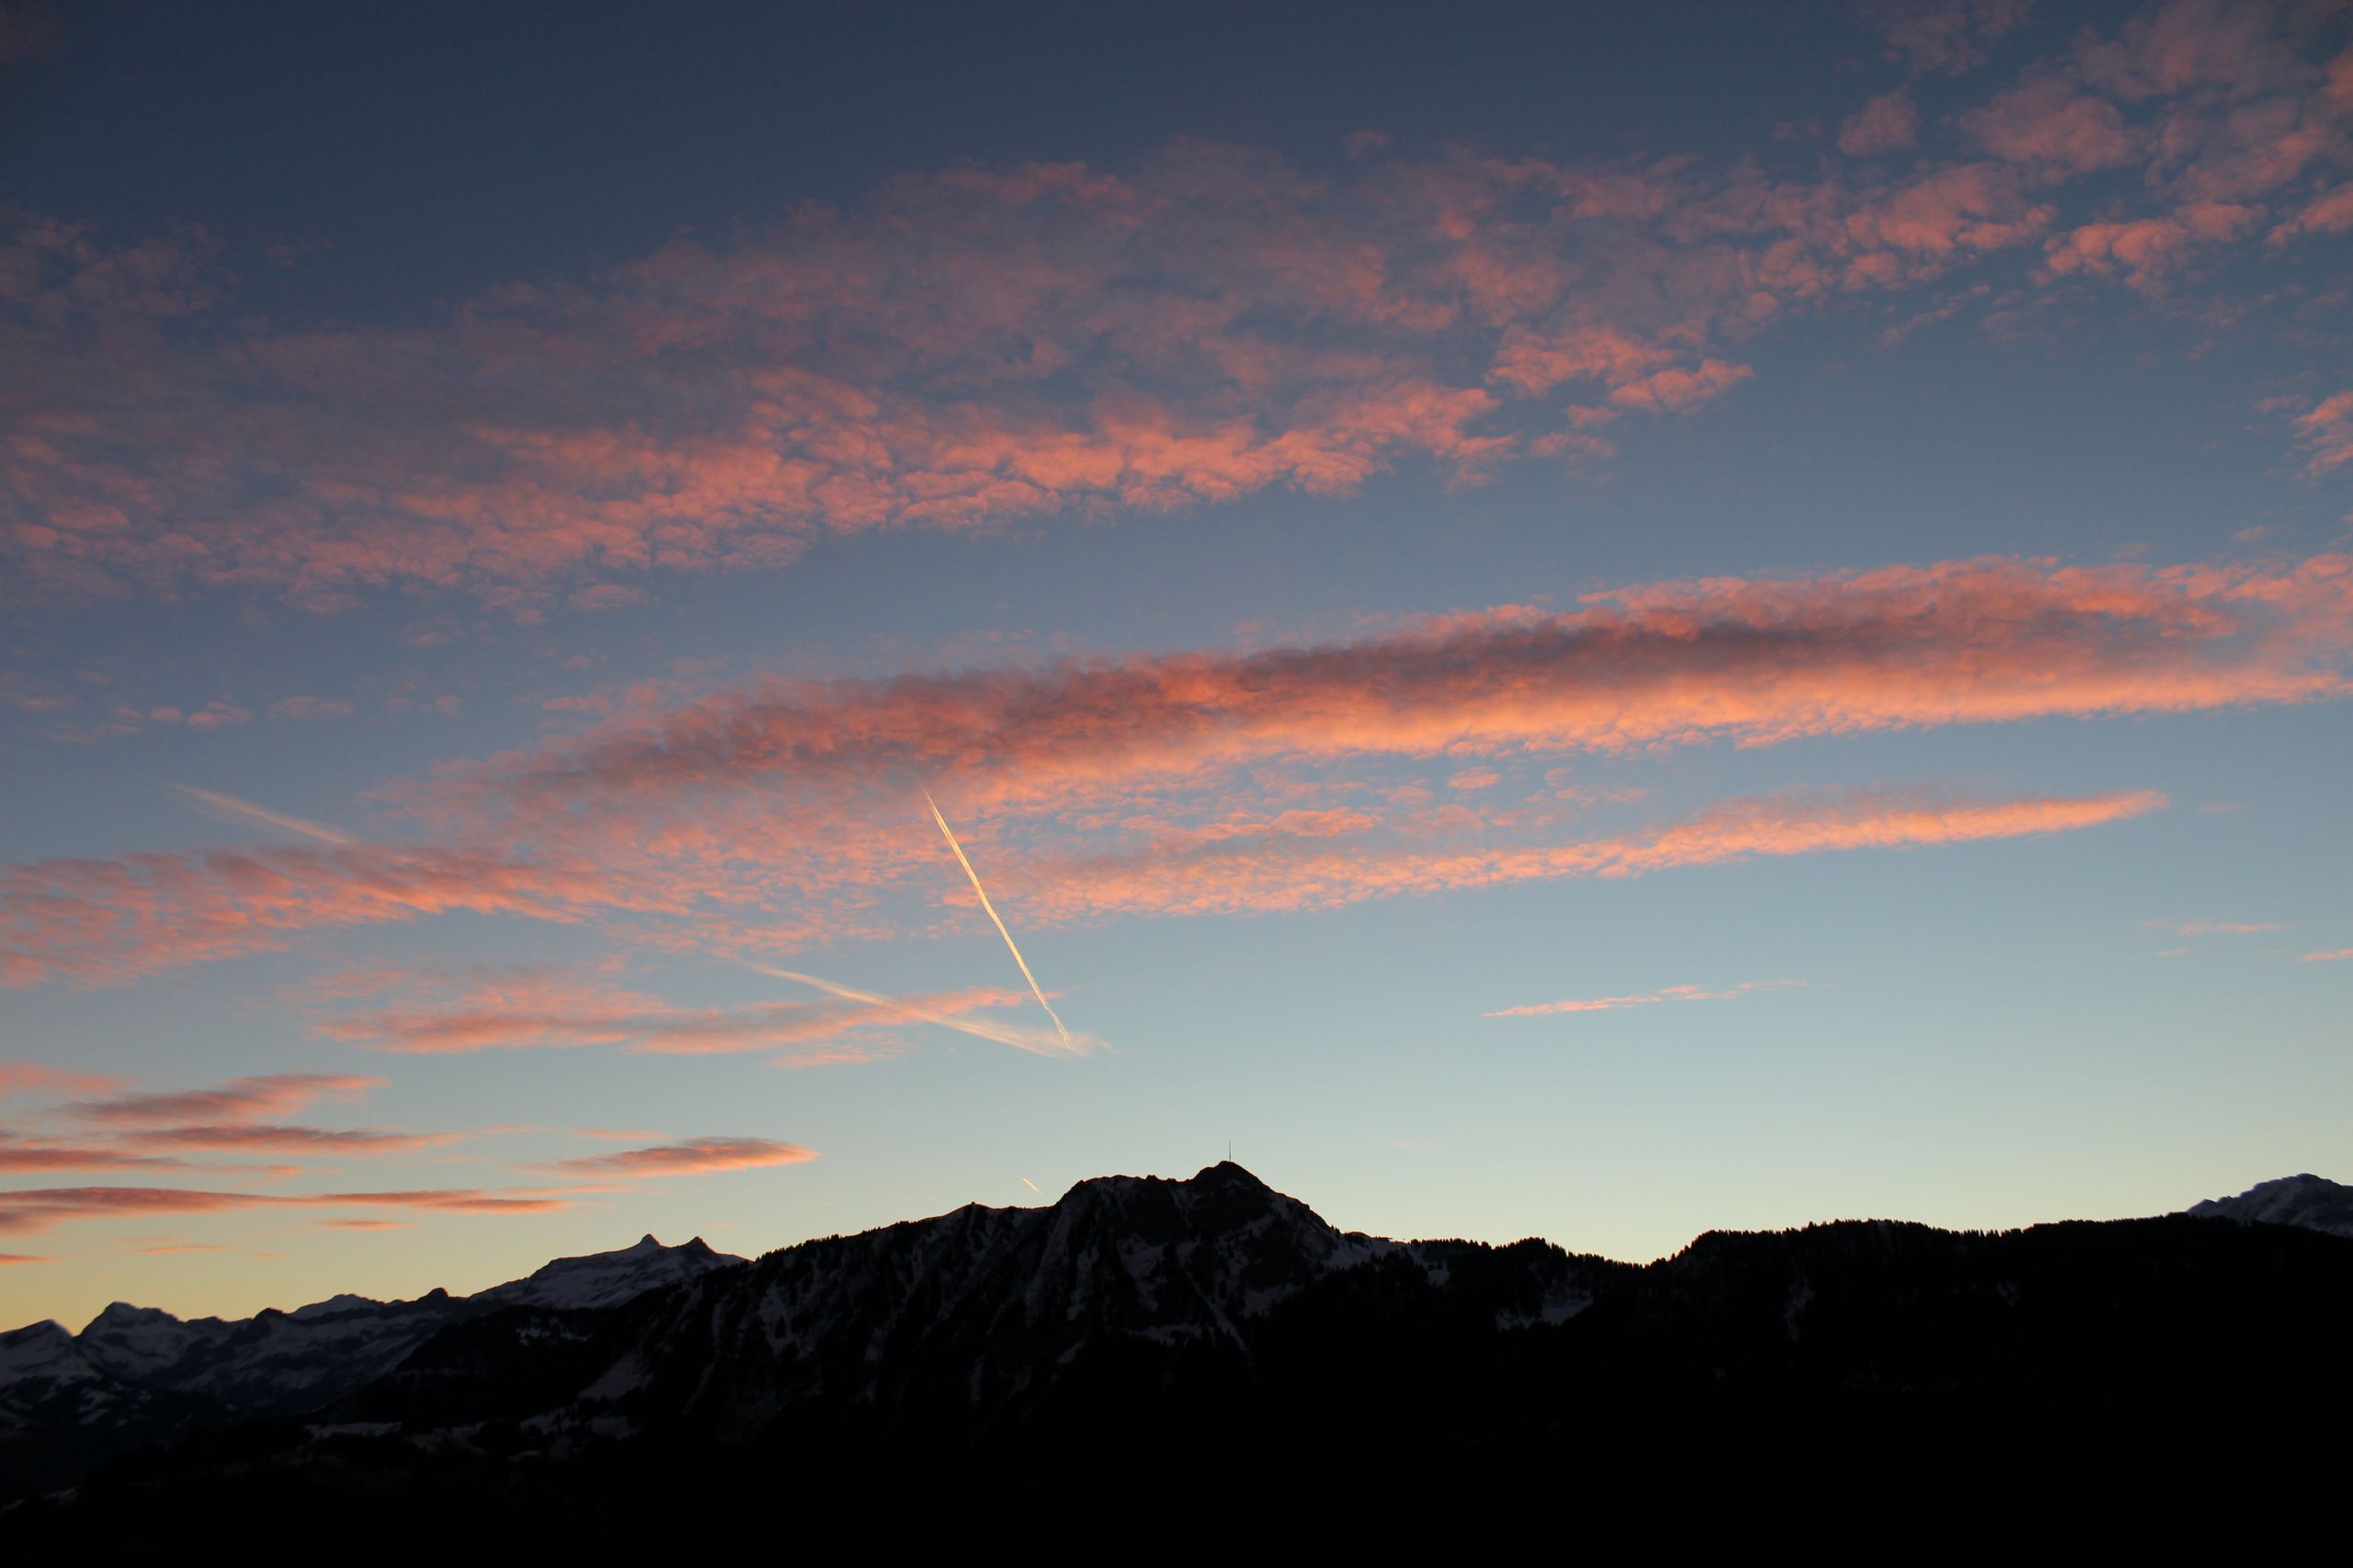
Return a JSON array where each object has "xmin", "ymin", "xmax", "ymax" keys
[
  {"xmin": 740, "ymin": 962, "xmax": 1089, "ymax": 1059},
  {"xmin": 921, "ymin": 789, "xmax": 1071, "ymax": 1048}
]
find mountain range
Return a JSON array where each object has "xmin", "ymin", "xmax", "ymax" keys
[
  {"xmin": 6, "ymin": 1167, "xmax": 2350, "ymax": 1549},
  {"xmin": 0, "ymin": 1232, "xmax": 740, "ymax": 1499}
]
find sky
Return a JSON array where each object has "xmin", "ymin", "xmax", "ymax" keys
[{"xmin": 3, "ymin": 0, "xmax": 2350, "ymax": 1330}]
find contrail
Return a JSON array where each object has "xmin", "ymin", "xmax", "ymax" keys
[
  {"xmin": 1020, "ymin": 1177, "xmax": 1042, "ymax": 1196},
  {"xmin": 739, "ymin": 962, "xmax": 1088, "ymax": 1059},
  {"xmin": 921, "ymin": 789, "xmax": 1071, "ymax": 1047},
  {"xmin": 174, "ymin": 784, "xmax": 358, "ymax": 845}
]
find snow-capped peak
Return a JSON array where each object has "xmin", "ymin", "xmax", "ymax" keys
[
  {"xmin": 480, "ymin": 1233, "xmax": 745, "ymax": 1312},
  {"xmin": 2183, "ymin": 1173, "xmax": 2353, "ymax": 1239}
]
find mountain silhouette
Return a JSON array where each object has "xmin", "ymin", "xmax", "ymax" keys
[{"xmin": 6, "ymin": 1165, "xmax": 2348, "ymax": 1551}]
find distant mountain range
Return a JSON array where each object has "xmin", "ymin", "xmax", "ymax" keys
[
  {"xmin": 5, "ymin": 1168, "xmax": 2349, "ymax": 1549},
  {"xmin": 0, "ymin": 1233, "xmax": 740, "ymax": 1498}
]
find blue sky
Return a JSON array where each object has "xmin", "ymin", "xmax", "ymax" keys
[{"xmin": 3, "ymin": 0, "xmax": 2350, "ymax": 1328}]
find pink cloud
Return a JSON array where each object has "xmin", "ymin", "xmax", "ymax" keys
[
  {"xmin": 2075, "ymin": 0, "xmax": 2308, "ymax": 102},
  {"xmin": 1840, "ymin": 92, "xmax": 1923, "ymax": 157},
  {"xmin": 312, "ymin": 965, "xmax": 1027, "ymax": 1059},
  {"xmin": 2268, "ymin": 181, "xmax": 2353, "ymax": 244},
  {"xmin": 268, "ymin": 696, "xmax": 356, "ymax": 721},
  {"xmin": 63, "ymin": 1073, "xmax": 385, "ymax": 1126},
  {"xmin": 3, "ymin": 548, "xmax": 2346, "ymax": 979},
  {"xmin": 1485, "ymin": 978, "xmax": 1808, "ymax": 1018},
  {"xmin": 1607, "ymin": 358, "xmax": 1753, "ymax": 412},
  {"xmin": 1962, "ymin": 76, "xmax": 2138, "ymax": 174},
  {"xmin": 2303, "ymin": 947, "xmax": 2353, "ymax": 962},
  {"xmin": 1855, "ymin": 0, "xmax": 2033, "ymax": 75},
  {"xmin": 123, "ymin": 1123, "xmax": 456, "ymax": 1153},
  {"xmin": 2042, "ymin": 202, "xmax": 2263, "ymax": 291},
  {"xmin": 4, "ymin": 9, "xmax": 2350, "ymax": 610},
  {"xmin": 0, "ymin": 1062, "xmax": 127, "ymax": 1099},
  {"xmin": 0, "ymin": 844, "xmax": 644, "ymax": 986},
  {"xmin": 540, "ymin": 1135, "xmax": 817, "ymax": 1177},
  {"xmin": 2293, "ymin": 392, "xmax": 2353, "ymax": 474},
  {"xmin": 0, "ymin": 1184, "xmax": 573, "ymax": 1235},
  {"xmin": 0, "ymin": 1138, "xmax": 186, "ymax": 1174},
  {"xmin": 1015, "ymin": 787, "xmax": 2165, "ymax": 922},
  {"xmin": 472, "ymin": 552, "xmax": 2351, "ymax": 824}
]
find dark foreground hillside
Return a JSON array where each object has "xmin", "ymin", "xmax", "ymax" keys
[{"xmin": 8, "ymin": 1164, "xmax": 2349, "ymax": 1552}]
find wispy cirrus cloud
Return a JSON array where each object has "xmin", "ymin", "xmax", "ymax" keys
[
  {"xmin": 3, "ymin": 551, "xmax": 2326, "ymax": 986},
  {"xmin": 1484, "ymin": 978, "xmax": 1810, "ymax": 1018},
  {"xmin": 0, "ymin": 1062, "xmax": 127, "ymax": 1099},
  {"xmin": 0, "ymin": 1185, "xmax": 573, "ymax": 1235},
  {"xmin": 466, "ymin": 551, "xmax": 2350, "ymax": 822},
  {"xmin": 2143, "ymin": 918, "xmax": 2287, "ymax": 935},
  {"xmin": 1016, "ymin": 787, "xmax": 2166, "ymax": 921},
  {"xmin": 120, "ymin": 1124, "xmax": 456, "ymax": 1154},
  {"xmin": 0, "ymin": 844, "xmax": 649, "ymax": 986},
  {"xmin": 309, "ymin": 964, "xmax": 1031, "ymax": 1060},
  {"xmin": 540, "ymin": 1136, "xmax": 815, "ymax": 1177},
  {"xmin": 0, "ymin": 1133, "xmax": 187, "ymax": 1174},
  {"xmin": 2303, "ymin": 947, "xmax": 2353, "ymax": 962},
  {"xmin": 63, "ymin": 1073, "xmax": 385, "ymax": 1126}
]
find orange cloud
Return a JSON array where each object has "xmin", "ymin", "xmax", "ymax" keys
[
  {"xmin": 2303, "ymin": 948, "xmax": 2353, "ymax": 962},
  {"xmin": 0, "ymin": 1185, "xmax": 572, "ymax": 1234},
  {"xmin": 1018, "ymin": 787, "xmax": 2165, "ymax": 921},
  {"xmin": 313, "ymin": 965, "xmax": 1029, "ymax": 1059},
  {"xmin": 480, "ymin": 552, "xmax": 2349, "ymax": 819},
  {"xmin": 122, "ymin": 1124, "xmax": 455, "ymax": 1153},
  {"xmin": 0, "ymin": 1137, "xmax": 186, "ymax": 1173},
  {"xmin": 540, "ymin": 1136, "xmax": 816, "ymax": 1177},
  {"xmin": 1485, "ymin": 978, "xmax": 1808, "ymax": 1018},
  {"xmin": 1, "ymin": 552, "xmax": 2337, "ymax": 981},
  {"xmin": 0, "ymin": 1062, "xmax": 127, "ymax": 1099},
  {"xmin": 2144, "ymin": 919, "xmax": 2285, "ymax": 935},
  {"xmin": 63, "ymin": 1073, "xmax": 385, "ymax": 1126},
  {"xmin": 0, "ymin": 844, "xmax": 642, "ymax": 986}
]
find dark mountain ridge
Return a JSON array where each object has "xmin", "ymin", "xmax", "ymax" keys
[
  {"xmin": 0, "ymin": 1232, "xmax": 740, "ymax": 1498},
  {"xmin": 7, "ymin": 1166, "xmax": 2350, "ymax": 1551}
]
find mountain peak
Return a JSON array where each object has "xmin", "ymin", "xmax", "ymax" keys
[
  {"xmin": 481, "ymin": 1231, "xmax": 746, "ymax": 1312},
  {"xmin": 1194, "ymin": 1159, "xmax": 1271, "ymax": 1190},
  {"xmin": 89, "ymin": 1301, "xmax": 179, "ymax": 1331},
  {"xmin": 2183, "ymin": 1173, "xmax": 2353, "ymax": 1239}
]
